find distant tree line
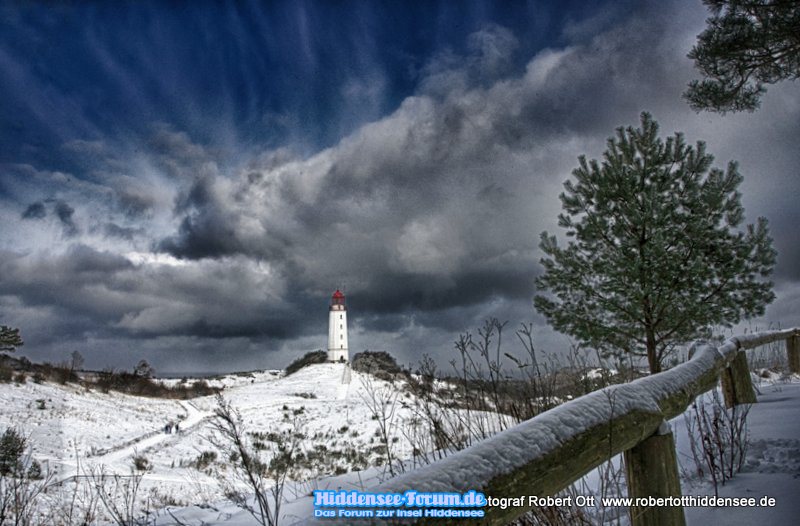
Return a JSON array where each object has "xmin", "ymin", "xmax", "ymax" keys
[{"xmin": 0, "ymin": 349, "xmax": 218, "ymax": 399}]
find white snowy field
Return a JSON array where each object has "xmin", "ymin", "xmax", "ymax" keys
[
  {"xmin": 1, "ymin": 363, "xmax": 798, "ymax": 525},
  {"xmin": 0, "ymin": 363, "xmax": 423, "ymax": 521}
]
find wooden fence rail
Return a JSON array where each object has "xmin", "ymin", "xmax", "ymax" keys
[{"xmin": 301, "ymin": 327, "xmax": 799, "ymax": 525}]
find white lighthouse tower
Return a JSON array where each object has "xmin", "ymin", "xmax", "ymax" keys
[{"xmin": 327, "ymin": 289, "xmax": 349, "ymax": 362}]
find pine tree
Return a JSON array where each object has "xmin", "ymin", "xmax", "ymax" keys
[
  {"xmin": 0, "ymin": 428, "xmax": 26, "ymax": 476},
  {"xmin": 685, "ymin": 0, "xmax": 800, "ymax": 112},
  {"xmin": 0, "ymin": 326, "xmax": 23, "ymax": 353},
  {"xmin": 534, "ymin": 113, "xmax": 776, "ymax": 373}
]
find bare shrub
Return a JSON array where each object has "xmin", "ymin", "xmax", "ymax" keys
[
  {"xmin": 90, "ymin": 465, "xmax": 148, "ymax": 526},
  {"xmin": 88, "ymin": 368, "xmax": 220, "ymax": 399},
  {"xmin": 52, "ymin": 362, "xmax": 78, "ymax": 384},
  {"xmin": 209, "ymin": 394, "xmax": 303, "ymax": 526},
  {"xmin": 191, "ymin": 451, "xmax": 217, "ymax": 471},
  {"xmin": 0, "ymin": 428, "xmax": 54, "ymax": 526},
  {"xmin": 359, "ymin": 373, "xmax": 403, "ymax": 478},
  {"xmin": 132, "ymin": 453, "xmax": 151, "ymax": 472},
  {"xmin": 405, "ymin": 319, "xmax": 568, "ymax": 459},
  {"xmin": 43, "ymin": 445, "xmax": 102, "ymax": 526},
  {"xmin": 683, "ymin": 389, "xmax": 750, "ymax": 496}
]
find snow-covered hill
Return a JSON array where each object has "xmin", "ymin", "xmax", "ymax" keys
[
  {"xmin": 2, "ymin": 364, "xmax": 798, "ymax": 525},
  {"xmin": 0, "ymin": 363, "xmax": 419, "ymax": 521}
]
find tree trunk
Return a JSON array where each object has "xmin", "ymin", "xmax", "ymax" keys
[{"xmin": 645, "ymin": 326, "xmax": 660, "ymax": 373}]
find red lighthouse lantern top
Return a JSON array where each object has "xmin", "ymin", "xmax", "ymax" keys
[{"xmin": 331, "ymin": 289, "xmax": 346, "ymax": 307}]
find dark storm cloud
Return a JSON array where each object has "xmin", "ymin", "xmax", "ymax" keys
[
  {"xmin": 20, "ymin": 198, "xmax": 79, "ymax": 236},
  {"xmin": 21, "ymin": 201, "xmax": 46, "ymax": 219},
  {"xmin": 721, "ymin": 102, "xmax": 800, "ymax": 284},
  {"xmin": 117, "ymin": 190, "xmax": 157, "ymax": 218},
  {"xmin": 0, "ymin": 246, "xmax": 132, "ymax": 330},
  {"xmin": 154, "ymin": 0, "xmax": 701, "ymax": 326},
  {"xmin": 765, "ymin": 205, "xmax": 800, "ymax": 283},
  {"xmin": 0, "ymin": 0, "xmax": 797, "ymax": 373},
  {"xmin": 54, "ymin": 200, "xmax": 78, "ymax": 236},
  {"xmin": 350, "ymin": 265, "xmax": 538, "ymax": 319},
  {"xmin": 0, "ymin": 245, "xmax": 311, "ymax": 348},
  {"xmin": 103, "ymin": 223, "xmax": 144, "ymax": 241},
  {"xmin": 147, "ymin": 126, "xmax": 219, "ymax": 183},
  {"xmin": 155, "ymin": 0, "xmax": 794, "ymax": 363},
  {"xmin": 158, "ymin": 213, "xmax": 248, "ymax": 260}
]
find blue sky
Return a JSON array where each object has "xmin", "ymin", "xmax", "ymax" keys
[
  {"xmin": 1, "ymin": 1, "xmax": 612, "ymax": 160},
  {"xmin": 1, "ymin": 0, "xmax": 798, "ymax": 374}
]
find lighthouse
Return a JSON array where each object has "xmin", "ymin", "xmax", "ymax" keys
[{"xmin": 327, "ymin": 289, "xmax": 349, "ymax": 362}]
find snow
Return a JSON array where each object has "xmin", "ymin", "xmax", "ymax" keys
[
  {"xmin": 731, "ymin": 328, "xmax": 798, "ymax": 350},
  {"xmin": 0, "ymin": 380, "xmax": 184, "ymax": 464},
  {"xmin": 583, "ymin": 367, "xmax": 618, "ymax": 380},
  {"xmin": 2, "ymin": 348, "xmax": 799, "ymax": 525},
  {"xmin": 681, "ymin": 381, "xmax": 800, "ymax": 525},
  {"xmin": 0, "ymin": 363, "xmax": 423, "ymax": 523}
]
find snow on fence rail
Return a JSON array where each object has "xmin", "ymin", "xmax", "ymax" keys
[{"xmin": 300, "ymin": 328, "xmax": 800, "ymax": 526}]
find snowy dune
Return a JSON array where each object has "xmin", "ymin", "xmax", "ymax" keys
[
  {"xmin": 0, "ymin": 364, "xmax": 418, "ymax": 515},
  {"xmin": 1, "ymin": 363, "xmax": 798, "ymax": 524}
]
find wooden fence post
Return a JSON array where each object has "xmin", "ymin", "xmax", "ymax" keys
[
  {"xmin": 720, "ymin": 350, "xmax": 757, "ymax": 408},
  {"xmin": 787, "ymin": 334, "xmax": 800, "ymax": 374},
  {"xmin": 624, "ymin": 421, "xmax": 686, "ymax": 526}
]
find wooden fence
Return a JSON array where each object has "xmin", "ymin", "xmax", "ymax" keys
[{"xmin": 301, "ymin": 328, "xmax": 800, "ymax": 525}]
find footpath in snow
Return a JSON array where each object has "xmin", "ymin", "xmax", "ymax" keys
[
  {"xmin": 91, "ymin": 400, "xmax": 210, "ymax": 467},
  {"xmin": 53, "ymin": 399, "xmax": 213, "ymax": 484}
]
